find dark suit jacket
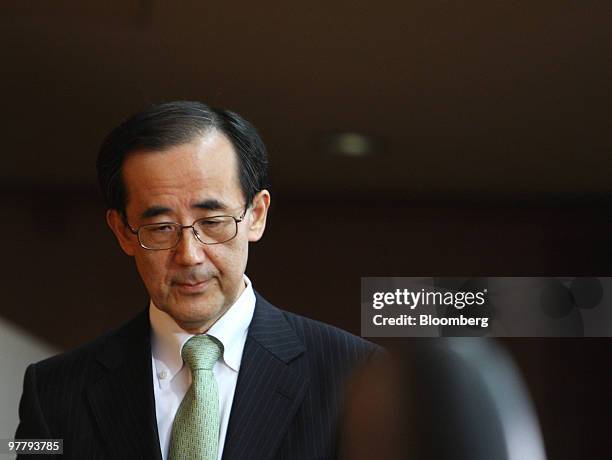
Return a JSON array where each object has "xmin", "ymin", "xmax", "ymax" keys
[{"xmin": 15, "ymin": 293, "xmax": 379, "ymax": 459}]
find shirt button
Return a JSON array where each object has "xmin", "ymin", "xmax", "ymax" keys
[{"xmin": 158, "ymin": 370, "xmax": 168, "ymax": 380}]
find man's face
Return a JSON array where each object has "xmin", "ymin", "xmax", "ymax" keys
[{"xmin": 107, "ymin": 132, "xmax": 269, "ymax": 333}]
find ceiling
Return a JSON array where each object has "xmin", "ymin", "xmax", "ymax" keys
[{"xmin": 2, "ymin": 1, "xmax": 611, "ymax": 200}]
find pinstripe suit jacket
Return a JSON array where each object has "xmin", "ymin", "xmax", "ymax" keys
[{"xmin": 16, "ymin": 293, "xmax": 379, "ymax": 459}]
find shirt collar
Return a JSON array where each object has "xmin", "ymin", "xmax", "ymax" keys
[{"xmin": 150, "ymin": 275, "xmax": 256, "ymax": 378}]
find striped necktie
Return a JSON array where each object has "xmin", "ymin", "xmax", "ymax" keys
[{"xmin": 169, "ymin": 334, "xmax": 222, "ymax": 460}]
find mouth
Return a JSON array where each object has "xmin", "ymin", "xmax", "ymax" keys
[{"xmin": 173, "ymin": 279, "xmax": 212, "ymax": 294}]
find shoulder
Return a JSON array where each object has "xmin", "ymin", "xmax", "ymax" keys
[
  {"xmin": 283, "ymin": 308, "xmax": 380, "ymax": 357},
  {"xmin": 253, "ymin": 293, "xmax": 383, "ymax": 365},
  {"xmin": 27, "ymin": 309, "xmax": 148, "ymax": 383}
]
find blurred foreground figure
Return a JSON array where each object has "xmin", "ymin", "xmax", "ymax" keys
[{"xmin": 341, "ymin": 340, "xmax": 547, "ymax": 460}]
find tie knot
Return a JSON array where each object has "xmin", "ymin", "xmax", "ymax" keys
[{"xmin": 181, "ymin": 335, "xmax": 222, "ymax": 371}]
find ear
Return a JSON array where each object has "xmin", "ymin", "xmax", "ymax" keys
[
  {"xmin": 247, "ymin": 189, "xmax": 271, "ymax": 242},
  {"xmin": 106, "ymin": 209, "xmax": 138, "ymax": 256}
]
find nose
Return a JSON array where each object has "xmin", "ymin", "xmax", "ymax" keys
[{"xmin": 173, "ymin": 227, "xmax": 206, "ymax": 266}]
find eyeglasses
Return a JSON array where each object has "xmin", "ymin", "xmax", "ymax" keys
[{"xmin": 127, "ymin": 208, "xmax": 247, "ymax": 250}]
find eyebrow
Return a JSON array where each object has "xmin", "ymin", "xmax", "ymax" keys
[
  {"xmin": 193, "ymin": 199, "xmax": 227, "ymax": 211},
  {"xmin": 141, "ymin": 206, "xmax": 172, "ymax": 219},
  {"xmin": 140, "ymin": 199, "xmax": 228, "ymax": 219}
]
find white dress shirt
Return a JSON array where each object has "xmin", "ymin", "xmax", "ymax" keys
[{"xmin": 149, "ymin": 276, "xmax": 256, "ymax": 460}]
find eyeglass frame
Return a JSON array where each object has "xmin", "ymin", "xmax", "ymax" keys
[{"xmin": 125, "ymin": 205, "xmax": 248, "ymax": 250}]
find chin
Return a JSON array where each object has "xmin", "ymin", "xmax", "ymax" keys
[{"xmin": 168, "ymin": 298, "xmax": 225, "ymax": 328}]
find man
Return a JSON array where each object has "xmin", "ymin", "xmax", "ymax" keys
[{"xmin": 15, "ymin": 101, "xmax": 379, "ymax": 459}]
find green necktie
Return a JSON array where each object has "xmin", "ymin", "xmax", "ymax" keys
[{"xmin": 169, "ymin": 335, "xmax": 223, "ymax": 460}]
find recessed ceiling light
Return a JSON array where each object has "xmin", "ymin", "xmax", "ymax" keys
[{"xmin": 324, "ymin": 132, "xmax": 380, "ymax": 157}]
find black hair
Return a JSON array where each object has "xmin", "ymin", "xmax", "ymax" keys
[{"xmin": 96, "ymin": 101, "xmax": 269, "ymax": 215}]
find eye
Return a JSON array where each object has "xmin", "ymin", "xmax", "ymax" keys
[
  {"xmin": 199, "ymin": 218, "xmax": 223, "ymax": 226},
  {"xmin": 150, "ymin": 224, "xmax": 176, "ymax": 233}
]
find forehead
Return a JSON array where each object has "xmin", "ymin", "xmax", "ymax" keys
[{"xmin": 121, "ymin": 132, "xmax": 243, "ymax": 211}]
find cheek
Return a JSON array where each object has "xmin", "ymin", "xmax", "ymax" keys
[
  {"xmin": 134, "ymin": 252, "xmax": 171, "ymax": 291},
  {"xmin": 207, "ymin": 240, "xmax": 248, "ymax": 278}
]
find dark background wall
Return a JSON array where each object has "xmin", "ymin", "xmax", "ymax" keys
[{"xmin": 3, "ymin": 1, "xmax": 612, "ymax": 458}]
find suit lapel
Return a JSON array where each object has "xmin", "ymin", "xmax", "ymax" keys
[
  {"xmin": 86, "ymin": 309, "xmax": 162, "ymax": 460},
  {"xmin": 222, "ymin": 294, "xmax": 308, "ymax": 460}
]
